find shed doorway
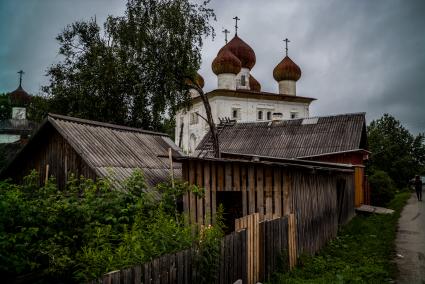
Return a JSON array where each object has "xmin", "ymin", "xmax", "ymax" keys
[
  {"xmin": 336, "ymin": 179, "xmax": 346, "ymax": 225},
  {"xmin": 216, "ymin": 191, "xmax": 243, "ymax": 233}
]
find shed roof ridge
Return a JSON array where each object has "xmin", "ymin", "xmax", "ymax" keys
[
  {"xmin": 48, "ymin": 113, "xmax": 168, "ymax": 137},
  {"xmin": 222, "ymin": 112, "xmax": 366, "ymax": 128}
]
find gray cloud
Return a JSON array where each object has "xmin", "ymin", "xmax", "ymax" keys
[{"xmin": 1, "ymin": 0, "xmax": 424, "ymax": 133}]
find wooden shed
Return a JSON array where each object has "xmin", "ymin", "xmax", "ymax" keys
[
  {"xmin": 1, "ymin": 114, "xmax": 181, "ymax": 191},
  {"xmin": 196, "ymin": 113, "xmax": 369, "ymax": 207},
  {"xmin": 178, "ymin": 155, "xmax": 356, "ymax": 254}
]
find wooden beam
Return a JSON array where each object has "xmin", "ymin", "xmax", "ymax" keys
[
  {"xmin": 274, "ymin": 168, "xmax": 282, "ymax": 217},
  {"xmin": 204, "ymin": 162, "xmax": 211, "ymax": 225},
  {"xmin": 256, "ymin": 166, "xmax": 264, "ymax": 215}
]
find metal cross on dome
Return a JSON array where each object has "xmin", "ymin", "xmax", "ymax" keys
[
  {"xmin": 17, "ymin": 70, "xmax": 24, "ymax": 87},
  {"xmin": 283, "ymin": 38, "xmax": 290, "ymax": 56},
  {"xmin": 222, "ymin": 28, "xmax": 230, "ymax": 43},
  {"xmin": 233, "ymin": 16, "xmax": 240, "ymax": 35}
]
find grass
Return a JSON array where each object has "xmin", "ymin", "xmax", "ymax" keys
[{"xmin": 273, "ymin": 192, "xmax": 411, "ymax": 284}]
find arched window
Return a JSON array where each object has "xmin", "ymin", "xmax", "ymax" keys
[
  {"xmin": 258, "ymin": 111, "xmax": 263, "ymax": 120},
  {"xmin": 267, "ymin": 111, "xmax": 272, "ymax": 120},
  {"xmin": 241, "ymin": 75, "xmax": 246, "ymax": 86},
  {"xmin": 189, "ymin": 134, "xmax": 197, "ymax": 153}
]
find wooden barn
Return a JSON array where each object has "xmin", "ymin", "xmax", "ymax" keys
[
  {"xmin": 178, "ymin": 155, "xmax": 356, "ymax": 254},
  {"xmin": 196, "ymin": 113, "xmax": 370, "ymax": 206},
  {"xmin": 1, "ymin": 114, "xmax": 181, "ymax": 191}
]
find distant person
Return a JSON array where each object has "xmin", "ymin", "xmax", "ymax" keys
[{"xmin": 414, "ymin": 175, "xmax": 423, "ymax": 201}]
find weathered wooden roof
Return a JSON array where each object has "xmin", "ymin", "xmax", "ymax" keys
[
  {"xmin": 197, "ymin": 113, "xmax": 367, "ymax": 159},
  {"xmin": 47, "ymin": 114, "xmax": 181, "ymax": 188}
]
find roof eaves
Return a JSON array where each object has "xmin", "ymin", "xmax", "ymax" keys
[
  {"xmin": 48, "ymin": 113, "xmax": 169, "ymax": 137},
  {"xmin": 296, "ymin": 149, "xmax": 371, "ymax": 159},
  {"xmin": 175, "ymin": 155, "xmax": 354, "ymax": 173}
]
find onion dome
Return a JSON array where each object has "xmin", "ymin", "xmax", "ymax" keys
[
  {"xmin": 249, "ymin": 75, "xmax": 261, "ymax": 91},
  {"xmin": 212, "ymin": 48, "xmax": 242, "ymax": 75},
  {"xmin": 185, "ymin": 72, "xmax": 205, "ymax": 89},
  {"xmin": 224, "ymin": 35, "xmax": 256, "ymax": 70},
  {"xmin": 273, "ymin": 56, "xmax": 302, "ymax": 82},
  {"xmin": 8, "ymin": 85, "xmax": 31, "ymax": 106}
]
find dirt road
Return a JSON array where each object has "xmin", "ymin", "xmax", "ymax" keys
[{"xmin": 396, "ymin": 192, "xmax": 425, "ymax": 283}]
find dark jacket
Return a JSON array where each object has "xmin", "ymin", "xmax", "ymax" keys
[{"xmin": 415, "ymin": 179, "xmax": 423, "ymax": 191}]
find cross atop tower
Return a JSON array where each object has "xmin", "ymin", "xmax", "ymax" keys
[
  {"xmin": 17, "ymin": 70, "xmax": 24, "ymax": 87},
  {"xmin": 233, "ymin": 16, "xmax": 240, "ymax": 35},
  {"xmin": 283, "ymin": 38, "xmax": 290, "ymax": 56},
  {"xmin": 222, "ymin": 28, "xmax": 230, "ymax": 43}
]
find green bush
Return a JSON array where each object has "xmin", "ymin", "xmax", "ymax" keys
[
  {"xmin": 0, "ymin": 170, "xmax": 221, "ymax": 283},
  {"xmin": 369, "ymin": 170, "xmax": 396, "ymax": 206}
]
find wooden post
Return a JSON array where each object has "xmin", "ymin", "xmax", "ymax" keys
[
  {"xmin": 283, "ymin": 172, "xmax": 292, "ymax": 216},
  {"xmin": 45, "ymin": 164, "xmax": 50, "ymax": 184},
  {"xmin": 354, "ymin": 167, "xmax": 364, "ymax": 207},
  {"xmin": 168, "ymin": 148, "xmax": 175, "ymax": 188},
  {"xmin": 288, "ymin": 213, "xmax": 297, "ymax": 269}
]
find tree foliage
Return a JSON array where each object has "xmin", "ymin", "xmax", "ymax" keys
[
  {"xmin": 0, "ymin": 93, "xmax": 11, "ymax": 120},
  {"xmin": 0, "ymin": 170, "xmax": 222, "ymax": 283},
  {"xmin": 367, "ymin": 114, "xmax": 425, "ymax": 188},
  {"xmin": 43, "ymin": 0, "xmax": 215, "ymax": 134}
]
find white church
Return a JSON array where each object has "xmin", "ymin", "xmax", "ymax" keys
[{"xmin": 175, "ymin": 28, "xmax": 315, "ymax": 153}]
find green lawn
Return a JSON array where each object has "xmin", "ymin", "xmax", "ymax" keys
[{"xmin": 274, "ymin": 192, "xmax": 411, "ymax": 284}]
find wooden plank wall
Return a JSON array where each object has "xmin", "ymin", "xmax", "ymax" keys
[
  {"xmin": 183, "ymin": 160, "xmax": 290, "ymax": 225},
  {"xmin": 4, "ymin": 126, "xmax": 97, "ymax": 188},
  {"xmin": 183, "ymin": 159, "xmax": 355, "ymax": 258}
]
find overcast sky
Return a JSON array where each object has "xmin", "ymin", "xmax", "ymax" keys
[{"xmin": 1, "ymin": 0, "xmax": 424, "ymax": 133}]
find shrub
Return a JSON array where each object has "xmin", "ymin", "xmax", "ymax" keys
[
  {"xmin": 369, "ymin": 170, "xmax": 396, "ymax": 206},
  {"xmin": 0, "ymin": 170, "xmax": 215, "ymax": 283}
]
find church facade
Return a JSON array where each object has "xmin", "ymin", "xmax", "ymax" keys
[{"xmin": 175, "ymin": 33, "xmax": 315, "ymax": 153}]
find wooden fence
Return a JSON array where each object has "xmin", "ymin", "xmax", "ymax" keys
[
  {"xmin": 87, "ymin": 229, "xmax": 247, "ymax": 284},
  {"xmin": 89, "ymin": 209, "xmax": 349, "ymax": 284}
]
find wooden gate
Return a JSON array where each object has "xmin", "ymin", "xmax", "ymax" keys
[{"xmin": 235, "ymin": 213, "xmax": 297, "ymax": 283}]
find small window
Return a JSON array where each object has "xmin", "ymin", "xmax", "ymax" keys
[
  {"xmin": 290, "ymin": 112, "xmax": 299, "ymax": 119},
  {"xmin": 232, "ymin": 108, "xmax": 241, "ymax": 120},
  {"xmin": 190, "ymin": 113, "xmax": 199, "ymax": 125},
  {"xmin": 241, "ymin": 75, "xmax": 246, "ymax": 86},
  {"xmin": 267, "ymin": 111, "xmax": 272, "ymax": 120},
  {"xmin": 258, "ymin": 111, "xmax": 263, "ymax": 120}
]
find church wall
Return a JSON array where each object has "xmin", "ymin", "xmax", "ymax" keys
[{"xmin": 175, "ymin": 95, "xmax": 310, "ymax": 153}]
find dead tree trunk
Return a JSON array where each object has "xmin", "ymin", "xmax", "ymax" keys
[{"xmin": 193, "ymin": 86, "xmax": 220, "ymax": 158}]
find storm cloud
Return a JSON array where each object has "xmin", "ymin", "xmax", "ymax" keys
[{"xmin": 1, "ymin": 0, "xmax": 424, "ymax": 133}]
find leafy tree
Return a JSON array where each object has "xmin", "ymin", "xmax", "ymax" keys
[
  {"xmin": 27, "ymin": 95, "xmax": 50, "ymax": 123},
  {"xmin": 367, "ymin": 114, "xmax": 425, "ymax": 188},
  {"xmin": 43, "ymin": 0, "xmax": 215, "ymax": 132},
  {"xmin": 0, "ymin": 93, "xmax": 11, "ymax": 120}
]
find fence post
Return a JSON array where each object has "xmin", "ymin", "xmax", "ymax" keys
[{"xmin": 288, "ymin": 213, "xmax": 297, "ymax": 269}]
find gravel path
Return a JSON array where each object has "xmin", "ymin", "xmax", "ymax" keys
[{"xmin": 396, "ymin": 192, "xmax": 425, "ymax": 283}]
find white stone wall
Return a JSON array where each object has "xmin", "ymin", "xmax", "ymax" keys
[
  {"xmin": 278, "ymin": 80, "xmax": 296, "ymax": 96},
  {"xmin": 175, "ymin": 95, "xmax": 309, "ymax": 153},
  {"xmin": 217, "ymin": 73, "xmax": 237, "ymax": 90},
  {"xmin": 235, "ymin": 67, "xmax": 250, "ymax": 90}
]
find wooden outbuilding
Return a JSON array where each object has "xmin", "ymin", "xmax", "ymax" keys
[
  {"xmin": 196, "ymin": 113, "xmax": 370, "ymax": 206},
  {"xmin": 1, "ymin": 114, "xmax": 181, "ymax": 191},
  {"xmin": 178, "ymin": 155, "xmax": 356, "ymax": 254}
]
